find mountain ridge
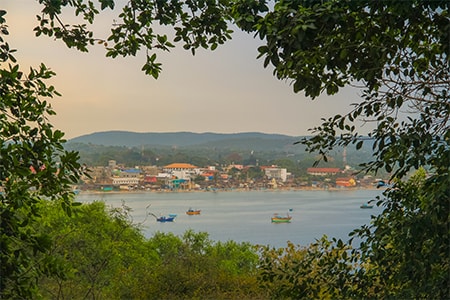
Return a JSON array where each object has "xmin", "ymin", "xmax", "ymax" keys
[{"xmin": 68, "ymin": 131, "xmax": 302, "ymax": 148}]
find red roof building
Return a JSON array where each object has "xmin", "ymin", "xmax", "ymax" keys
[{"xmin": 306, "ymin": 168, "xmax": 341, "ymax": 176}]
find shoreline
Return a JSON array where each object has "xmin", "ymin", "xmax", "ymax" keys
[{"xmin": 76, "ymin": 186, "xmax": 382, "ymax": 196}]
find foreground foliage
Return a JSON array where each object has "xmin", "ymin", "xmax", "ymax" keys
[
  {"xmin": 36, "ymin": 201, "xmax": 265, "ymax": 299},
  {"xmin": 351, "ymin": 169, "xmax": 449, "ymax": 299},
  {"xmin": 0, "ymin": 12, "xmax": 83, "ymax": 298},
  {"xmin": 1, "ymin": 1, "xmax": 448, "ymax": 298}
]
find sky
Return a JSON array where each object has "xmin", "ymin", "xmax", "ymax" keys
[{"xmin": 4, "ymin": 0, "xmax": 363, "ymax": 140}]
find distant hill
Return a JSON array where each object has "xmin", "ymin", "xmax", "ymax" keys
[
  {"xmin": 66, "ymin": 131, "xmax": 376, "ymax": 169},
  {"xmin": 68, "ymin": 131, "xmax": 302, "ymax": 149}
]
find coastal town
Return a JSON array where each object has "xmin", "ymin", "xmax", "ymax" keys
[{"xmin": 77, "ymin": 160, "xmax": 383, "ymax": 192}]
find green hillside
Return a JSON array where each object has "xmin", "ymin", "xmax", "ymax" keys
[
  {"xmin": 66, "ymin": 131, "xmax": 375, "ymax": 171},
  {"xmin": 68, "ymin": 131, "xmax": 298, "ymax": 148}
]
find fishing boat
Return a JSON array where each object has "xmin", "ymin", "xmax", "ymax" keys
[
  {"xmin": 186, "ymin": 208, "xmax": 201, "ymax": 215},
  {"xmin": 149, "ymin": 212, "xmax": 176, "ymax": 222},
  {"xmin": 376, "ymin": 180, "xmax": 393, "ymax": 188},
  {"xmin": 360, "ymin": 203, "xmax": 374, "ymax": 209},
  {"xmin": 156, "ymin": 216, "xmax": 176, "ymax": 222},
  {"xmin": 271, "ymin": 213, "xmax": 292, "ymax": 223}
]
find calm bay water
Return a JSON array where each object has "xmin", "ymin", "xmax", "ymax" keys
[{"xmin": 76, "ymin": 189, "xmax": 383, "ymax": 248}]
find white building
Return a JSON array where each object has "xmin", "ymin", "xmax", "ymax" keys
[
  {"xmin": 264, "ymin": 167, "xmax": 288, "ymax": 182},
  {"xmin": 163, "ymin": 163, "xmax": 199, "ymax": 180},
  {"xmin": 111, "ymin": 168, "xmax": 141, "ymax": 186},
  {"xmin": 111, "ymin": 177, "xmax": 140, "ymax": 186}
]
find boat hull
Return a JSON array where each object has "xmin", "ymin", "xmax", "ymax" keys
[
  {"xmin": 360, "ymin": 204, "xmax": 373, "ymax": 209},
  {"xmin": 271, "ymin": 216, "xmax": 292, "ymax": 223},
  {"xmin": 157, "ymin": 216, "xmax": 175, "ymax": 222}
]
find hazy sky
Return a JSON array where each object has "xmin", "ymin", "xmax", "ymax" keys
[{"xmin": 5, "ymin": 0, "xmax": 363, "ymax": 139}]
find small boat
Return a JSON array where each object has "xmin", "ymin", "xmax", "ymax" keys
[
  {"xmin": 271, "ymin": 213, "xmax": 292, "ymax": 223},
  {"xmin": 156, "ymin": 216, "xmax": 176, "ymax": 222},
  {"xmin": 376, "ymin": 180, "xmax": 393, "ymax": 188},
  {"xmin": 186, "ymin": 208, "xmax": 201, "ymax": 215},
  {"xmin": 360, "ymin": 203, "xmax": 374, "ymax": 209},
  {"xmin": 149, "ymin": 212, "xmax": 176, "ymax": 222}
]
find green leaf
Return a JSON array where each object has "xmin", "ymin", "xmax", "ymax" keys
[{"xmin": 356, "ymin": 140, "xmax": 363, "ymax": 150}]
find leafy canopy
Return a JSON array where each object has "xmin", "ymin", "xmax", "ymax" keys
[{"xmin": 0, "ymin": 10, "xmax": 83, "ymax": 298}]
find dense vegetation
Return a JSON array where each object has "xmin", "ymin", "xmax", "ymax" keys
[
  {"xmin": 35, "ymin": 200, "xmax": 265, "ymax": 299},
  {"xmin": 1, "ymin": 1, "xmax": 448, "ymax": 299}
]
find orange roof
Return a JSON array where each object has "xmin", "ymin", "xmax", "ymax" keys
[
  {"xmin": 335, "ymin": 177, "xmax": 354, "ymax": 181},
  {"xmin": 164, "ymin": 163, "xmax": 198, "ymax": 169},
  {"xmin": 201, "ymin": 172, "xmax": 215, "ymax": 177}
]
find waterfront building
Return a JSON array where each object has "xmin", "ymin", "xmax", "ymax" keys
[{"xmin": 306, "ymin": 167, "xmax": 341, "ymax": 176}]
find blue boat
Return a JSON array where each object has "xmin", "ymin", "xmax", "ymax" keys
[
  {"xmin": 360, "ymin": 203, "xmax": 374, "ymax": 209},
  {"xmin": 149, "ymin": 212, "xmax": 176, "ymax": 222},
  {"xmin": 157, "ymin": 216, "xmax": 176, "ymax": 222},
  {"xmin": 376, "ymin": 180, "xmax": 393, "ymax": 188}
]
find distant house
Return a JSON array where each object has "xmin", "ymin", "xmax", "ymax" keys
[
  {"xmin": 163, "ymin": 163, "xmax": 198, "ymax": 172},
  {"xmin": 335, "ymin": 177, "xmax": 357, "ymax": 187},
  {"xmin": 120, "ymin": 168, "xmax": 141, "ymax": 177},
  {"xmin": 307, "ymin": 167, "xmax": 341, "ymax": 176},
  {"xmin": 108, "ymin": 160, "xmax": 117, "ymax": 169},
  {"xmin": 143, "ymin": 175, "xmax": 157, "ymax": 184},
  {"xmin": 111, "ymin": 176, "xmax": 140, "ymax": 186},
  {"xmin": 163, "ymin": 163, "xmax": 199, "ymax": 180},
  {"xmin": 261, "ymin": 166, "xmax": 288, "ymax": 182},
  {"xmin": 201, "ymin": 171, "xmax": 216, "ymax": 181},
  {"xmin": 227, "ymin": 164, "xmax": 244, "ymax": 171},
  {"xmin": 111, "ymin": 168, "xmax": 141, "ymax": 186}
]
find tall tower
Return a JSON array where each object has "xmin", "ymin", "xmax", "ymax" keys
[{"xmin": 343, "ymin": 146, "xmax": 347, "ymax": 167}]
